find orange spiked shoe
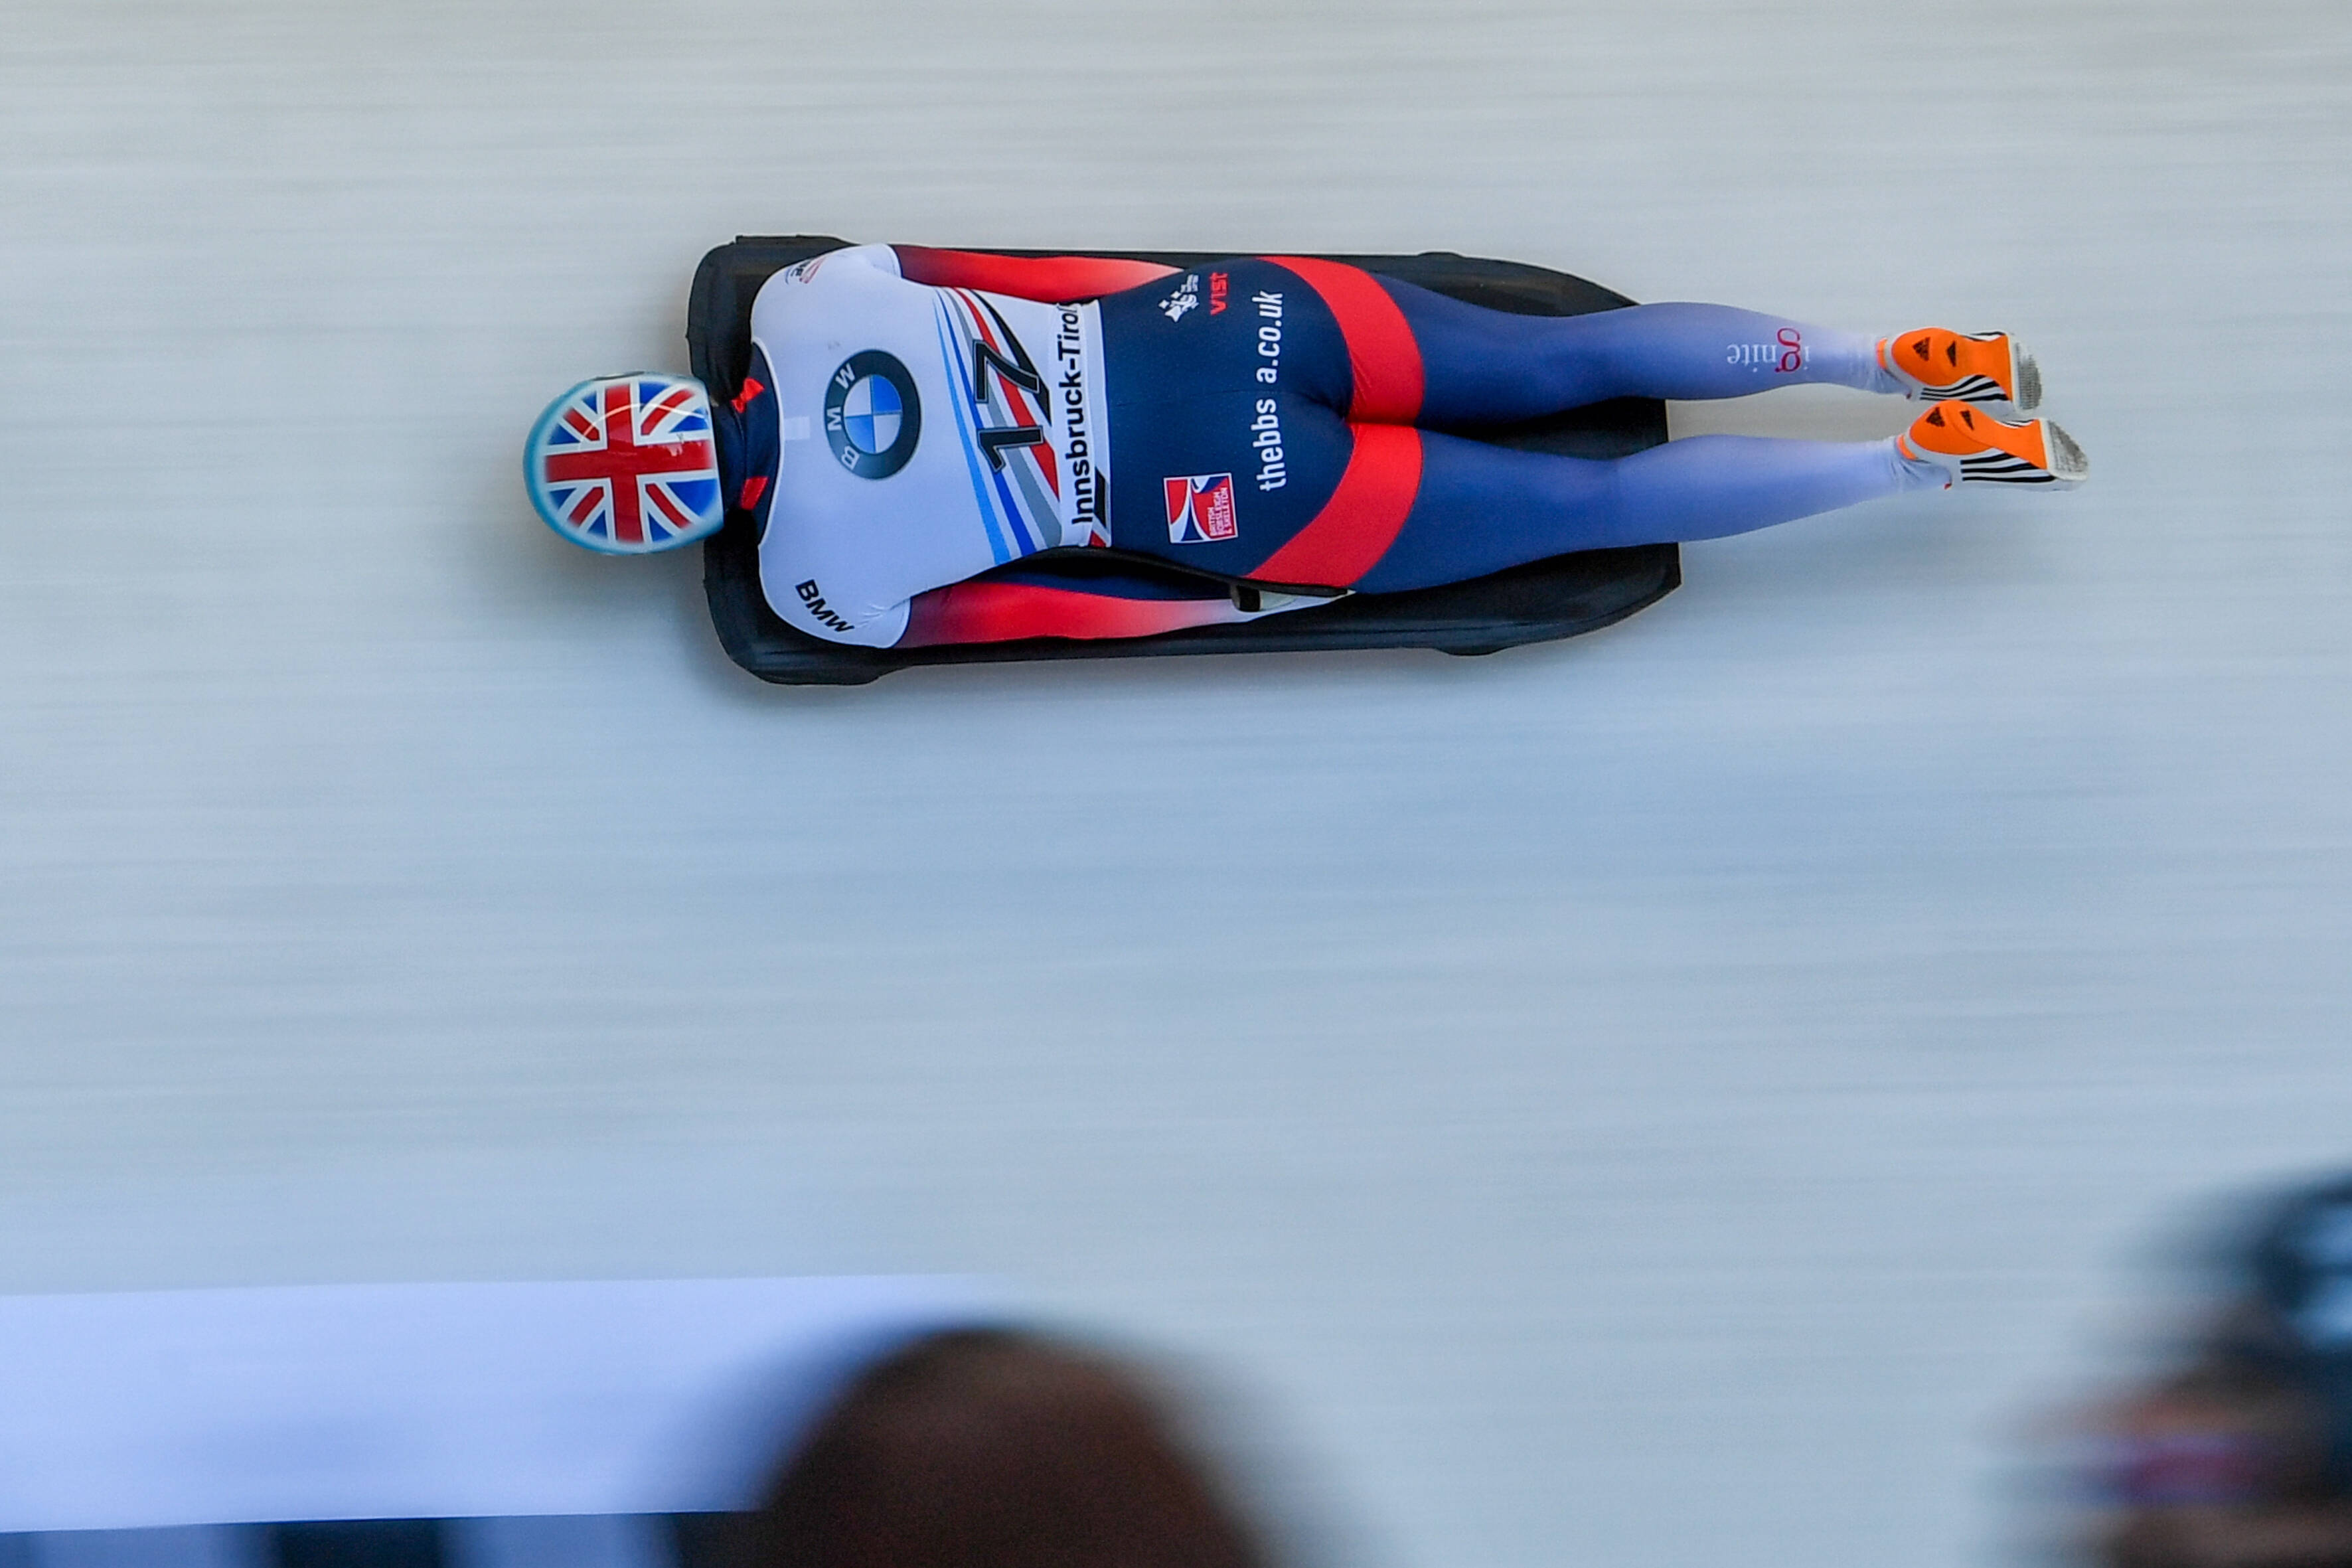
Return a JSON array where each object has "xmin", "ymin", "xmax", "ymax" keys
[
  {"xmin": 1879, "ymin": 329, "xmax": 2042, "ymax": 411},
  {"xmin": 1898, "ymin": 400, "xmax": 2086, "ymax": 489}
]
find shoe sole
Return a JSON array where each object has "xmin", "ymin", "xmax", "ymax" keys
[{"xmin": 2012, "ymin": 344, "xmax": 2043, "ymax": 413}]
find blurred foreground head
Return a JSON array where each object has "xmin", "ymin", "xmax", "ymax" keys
[
  {"xmin": 2074, "ymin": 1174, "xmax": 2352, "ymax": 1568},
  {"xmin": 748, "ymin": 1326, "xmax": 1270, "ymax": 1568}
]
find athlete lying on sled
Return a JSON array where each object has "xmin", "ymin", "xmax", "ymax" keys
[{"xmin": 524, "ymin": 245, "xmax": 2086, "ymax": 649}]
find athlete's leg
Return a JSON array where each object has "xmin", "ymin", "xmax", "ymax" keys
[
  {"xmin": 1259, "ymin": 258, "xmax": 2041, "ymax": 429},
  {"xmin": 1352, "ymin": 429, "xmax": 1932, "ymax": 594},
  {"xmin": 1379, "ymin": 279, "xmax": 1905, "ymax": 424},
  {"xmin": 1344, "ymin": 396, "xmax": 2086, "ymax": 593}
]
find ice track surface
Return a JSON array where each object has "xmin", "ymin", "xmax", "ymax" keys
[{"xmin": 5, "ymin": 5, "xmax": 2352, "ymax": 1567}]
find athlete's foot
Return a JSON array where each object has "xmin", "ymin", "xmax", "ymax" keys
[
  {"xmin": 1898, "ymin": 400, "xmax": 2087, "ymax": 489},
  {"xmin": 1878, "ymin": 328, "xmax": 2042, "ymax": 412}
]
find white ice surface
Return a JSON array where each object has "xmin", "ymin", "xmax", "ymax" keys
[
  {"xmin": 4, "ymin": 4, "xmax": 2351, "ymax": 1568},
  {"xmin": 0, "ymin": 1278, "xmax": 982, "ymax": 1531}
]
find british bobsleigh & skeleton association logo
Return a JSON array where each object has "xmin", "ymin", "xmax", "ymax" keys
[
  {"xmin": 1164, "ymin": 473, "xmax": 1237, "ymax": 544},
  {"xmin": 824, "ymin": 351, "xmax": 921, "ymax": 479}
]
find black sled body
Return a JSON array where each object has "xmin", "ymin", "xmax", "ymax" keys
[{"xmin": 687, "ymin": 238, "xmax": 1680, "ymax": 686}]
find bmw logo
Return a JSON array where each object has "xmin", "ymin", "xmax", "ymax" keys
[{"xmin": 823, "ymin": 351, "xmax": 921, "ymax": 480}]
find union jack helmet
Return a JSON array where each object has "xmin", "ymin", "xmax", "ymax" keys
[{"xmin": 525, "ymin": 373, "xmax": 726, "ymax": 555}]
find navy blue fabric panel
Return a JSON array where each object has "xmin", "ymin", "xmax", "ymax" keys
[
  {"xmin": 710, "ymin": 345, "xmax": 779, "ymax": 534},
  {"xmin": 1096, "ymin": 259, "xmax": 1352, "ymax": 578},
  {"xmin": 980, "ymin": 562, "xmax": 1231, "ymax": 602},
  {"xmin": 268, "ymin": 1524, "xmax": 443, "ymax": 1568}
]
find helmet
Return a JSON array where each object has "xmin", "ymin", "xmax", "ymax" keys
[{"xmin": 524, "ymin": 373, "xmax": 725, "ymax": 554}]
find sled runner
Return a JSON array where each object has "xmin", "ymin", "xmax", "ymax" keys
[{"xmin": 687, "ymin": 238, "xmax": 1680, "ymax": 686}]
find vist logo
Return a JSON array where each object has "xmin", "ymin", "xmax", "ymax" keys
[{"xmin": 1164, "ymin": 473, "xmax": 1237, "ymax": 544}]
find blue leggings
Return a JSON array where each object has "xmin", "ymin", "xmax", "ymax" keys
[{"xmin": 1097, "ymin": 258, "xmax": 1931, "ymax": 592}]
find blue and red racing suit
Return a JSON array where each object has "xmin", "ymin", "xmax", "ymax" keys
[{"xmin": 711, "ymin": 245, "xmax": 1919, "ymax": 647}]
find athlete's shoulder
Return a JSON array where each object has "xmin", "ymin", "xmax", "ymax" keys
[
  {"xmin": 774, "ymin": 577, "xmax": 913, "ymax": 649},
  {"xmin": 757, "ymin": 244, "xmax": 906, "ymax": 301}
]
